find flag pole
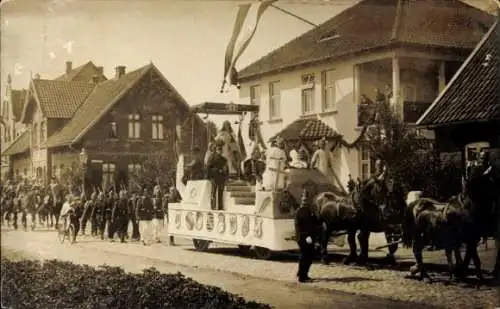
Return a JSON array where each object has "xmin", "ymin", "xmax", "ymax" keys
[{"xmin": 269, "ymin": 4, "xmax": 318, "ymax": 27}]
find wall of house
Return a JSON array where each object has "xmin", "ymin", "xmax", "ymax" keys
[
  {"xmin": 238, "ymin": 50, "xmax": 465, "ymax": 187},
  {"xmin": 50, "ymin": 148, "xmax": 79, "ymax": 180},
  {"xmin": 77, "ymin": 68, "xmax": 206, "ymax": 189},
  {"xmin": 238, "ymin": 55, "xmax": 369, "ymax": 187}
]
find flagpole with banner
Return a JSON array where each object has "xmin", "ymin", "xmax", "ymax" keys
[{"xmin": 221, "ymin": 0, "xmax": 318, "ymax": 93}]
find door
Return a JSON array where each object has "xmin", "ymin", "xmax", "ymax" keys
[{"xmin": 89, "ymin": 161, "xmax": 103, "ymax": 191}]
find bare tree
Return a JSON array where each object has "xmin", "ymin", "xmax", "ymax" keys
[{"xmin": 128, "ymin": 151, "xmax": 177, "ymax": 191}]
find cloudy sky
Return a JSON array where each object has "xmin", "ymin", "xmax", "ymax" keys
[{"xmin": 0, "ymin": 0, "xmax": 493, "ymax": 105}]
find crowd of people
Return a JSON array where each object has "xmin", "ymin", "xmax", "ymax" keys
[{"xmin": 1, "ymin": 178, "xmax": 181, "ymax": 246}]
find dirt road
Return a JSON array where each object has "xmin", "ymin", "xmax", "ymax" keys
[{"xmin": 1, "ymin": 228, "xmax": 499, "ymax": 309}]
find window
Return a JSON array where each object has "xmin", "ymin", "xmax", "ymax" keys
[
  {"xmin": 102, "ymin": 163, "xmax": 116, "ymax": 190},
  {"xmin": 301, "ymin": 74, "xmax": 315, "ymax": 115},
  {"xmin": 359, "ymin": 147, "xmax": 376, "ymax": 181},
  {"xmin": 269, "ymin": 81, "xmax": 281, "ymax": 120},
  {"xmin": 322, "ymin": 69, "xmax": 336, "ymax": 111},
  {"xmin": 250, "ymin": 85, "xmax": 261, "ymax": 106},
  {"xmin": 40, "ymin": 121, "xmax": 46, "ymax": 142},
  {"xmin": 109, "ymin": 121, "xmax": 117, "ymax": 138},
  {"xmin": 404, "ymin": 85, "xmax": 416, "ymax": 102},
  {"xmin": 128, "ymin": 114, "xmax": 141, "ymax": 139},
  {"xmin": 128, "ymin": 163, "xmax": 141, "ymax": 175},
  {"xmin": 152, "ymin": 115, "xmax": 164, "ymax": 140}
]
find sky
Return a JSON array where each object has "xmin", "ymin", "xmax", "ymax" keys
[
  {"xmin": 0, "ymin": 0, "xmax": 357, "ymax": 105},
  {"xmin": 0, "ymin": 0, "xmax": 494, "ymax": 106}
]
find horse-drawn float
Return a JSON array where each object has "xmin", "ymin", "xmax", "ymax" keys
[{"xmin": 167, "ymin": 102, "xmax": 343, "ymax": 259}]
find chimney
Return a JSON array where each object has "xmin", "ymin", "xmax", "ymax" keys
[
  {"xmin": 115, "ymin": 66, "xmax": 126, "ymax": 79},
  {"xmin": 91, "ymin": 75, "xmax": 100, "ymax": 84},
  {"xmin": 65, "ymin": 61, "xmax": 72, "ymax": 75},
  {"xmin": 96, "ymin": 66, "xmax": 104, "ymax": 76}
]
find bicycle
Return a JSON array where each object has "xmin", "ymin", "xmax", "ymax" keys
[{"xmin": 58, "ymin": 210, "xmax": 76, "ymax": 244}]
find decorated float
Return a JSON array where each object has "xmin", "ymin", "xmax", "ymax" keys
[{"xmin": 167, "ymin": 102, "xmax": 342, "ymax": 259}]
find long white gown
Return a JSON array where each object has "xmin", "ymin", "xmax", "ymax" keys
[
  {"xmin": 262, "ymin": 146, "xmax": 287, "ymax": 190},
  {"xmin": 215, "ymin": 131, "xmax": 240, "ymax": 175}
]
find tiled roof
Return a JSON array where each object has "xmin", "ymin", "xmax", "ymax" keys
[
  {"xmin": 31, "ymin": 79, "xmax": 97, "ymax": 118},
  {"xmin": 44, "ymin": 65, "xmax": 151, "ymax": 148},
  {"xmin": 54, "ymin": 61, "xmax": 108, "ymax": 82},
  {"xmin": 417, "ymin": 20, "xmax": 499, "ymax": 126},
  {"xmin": 270, "ymin": 118, "xmax": 339, "ymax": 141},
  {"xmin": 1, "ymin": 131, "xmax": 29, "ymax": 156},
  {"xmin": 238, "ymin": 0, "xmax": 494, "ymax": 81},
  {"xmin": 11, "ymin": 89, "xmax": 27, "ymax": 121}
]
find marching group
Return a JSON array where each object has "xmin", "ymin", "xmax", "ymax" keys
[{"xmin": 1, "ymin": 177, "xmax": 180, "ymax": 246}]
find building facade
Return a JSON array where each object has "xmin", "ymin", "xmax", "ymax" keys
[
  {"xmin": 2, "ymin": 61, "xmax": 207, "ymax": 191},
  {"xmin": 236, "ymin": 0, "xmax": 494, "ymax": 188}
]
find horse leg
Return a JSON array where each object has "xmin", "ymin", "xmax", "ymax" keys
[
  {"xmin": 444, "ymin": 247, "xmax": 455, "ymax": 284},
  {"xmin": 410, "ymin": 234, "xmax": 431, "ymax": 282},
  {"xmin": 343, "ymin": 230, "xmax": 358, "ymax": 265},
  {"xmin": 356, "ymin": 230, "xmax": 369, "ymax": 266},
  {"xmin": 470, "ymin": 241, "xmax": 484, "ymax": 282},
  {"xmin": 320, "ymin": 225, "xmax": 332, "ymax": 265},
  {"xmin": 384, "ymin": 231, "xmax": 398, "ymax": 266}
]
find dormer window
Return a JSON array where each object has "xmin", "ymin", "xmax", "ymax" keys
[
  {"xmin": 128, "ymin": 114, "xmax": 141, "ymax": 139},
  {"xmin": 318, "ymin": 30, "xmax": 340, "ymax": 43}
]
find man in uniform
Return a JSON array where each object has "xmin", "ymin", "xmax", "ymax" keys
[
  {"xmin": 136, "ymin": 188, "xmax": 154, "ymax": 246},
  {"xmin": 294, "ymin": 188, "xmax": 320, "ymax": 283},
  {"xmin": 80, "ymin": 191, "xmax": 97, "ymax": 235},
  {"xmin": 206, "ymin": 141, "xmax": 228, "ymax": 210},
  {"xmin": 165, "ymin": 186, "xmax": 180, "ymax": 245},
  {"xmin": 128, "ymin": 191, "xmax": 141, "ymax": 241},
  {"xmin": 152, "ymin": 189, "xmax": 164, "ymax": 243},
  {"xmin": 111, "ymin": 189, "xmax": 129, "ymax": 243}
]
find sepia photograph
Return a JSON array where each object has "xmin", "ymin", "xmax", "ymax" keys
[{"xmin": 0, "ymin": 0, "xmax": 499, "ymax": 308}]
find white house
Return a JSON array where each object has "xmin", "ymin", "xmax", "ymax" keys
[{"xmin": 236, "ymin": 0, "xmax": 494, "ymax": 189}]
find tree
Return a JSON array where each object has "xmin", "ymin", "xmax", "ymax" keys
[
  {"xmin": 363, "ymin": 96, "xmax": 426, "ymax": 187},
  {"xmin": 128, "ymin": 151, "xmax": 177, "ymax": 192}
]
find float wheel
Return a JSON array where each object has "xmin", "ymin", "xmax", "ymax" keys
[
  {"xmin": 193, "ymin": 239, "xmax": 211, "ymax": 251},
  {"xmin": 253, "ymin": 246, "xmax": 272, "ymax": 260},
  {"xmin": 238, "ymin": 245, "xmax": 251, "ymax": 255}
]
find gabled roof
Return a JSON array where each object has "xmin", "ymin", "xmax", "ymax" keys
[
  {"xmin": 270, "ymin": 118, "xmax": 339, "ymax": 142},
  {"xmin": 238, "ymin": 0, "xmax": 494, "ymax": 81},
  {"xmin": 1, "ymin": 131, "xmax": 30, "ymax": 157},
  {"xmin": 11, "ymin": 89, "xmax": 27, "ymax": 121},
  {"xmin": 44, "ymin": 63, "xmax": 192, "ymax": 148},
  {"xmin": 21, "ymin": 79, "xmax": 97, "ymax": 121},
  {"xmin": 54, "ymin": 61, "xmax": 108, "ymax": 82},
  {"xmin": 417, "ymin": 20, "xmax": 499, "ymax": 126}
]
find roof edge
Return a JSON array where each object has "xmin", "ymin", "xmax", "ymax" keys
[
  {"xmin": 1, "ymin": 131, "xmax": 29, "ymax": 156},
  {"xmin": 416, "ymin": 19, "xmax": 499, "ymax": 126}
]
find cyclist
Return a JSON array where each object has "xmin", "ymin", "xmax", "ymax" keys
[{"xmin": 59, "ymin": 195, "xmax": 80, "ymax": 243}]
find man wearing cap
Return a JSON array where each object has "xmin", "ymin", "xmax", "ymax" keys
[
  {"xmin": 294, "ymin": 188, "xmax": 320, "ymax": 282},
  {"xmin": 206, "ymin": 141, "xmax": 228, "ymax": 210},
  {"xmin": 262, "ymin": 136, "xmax": 287, "ymax": 191},
  {"xmin": 111, "ymin": 189, "xmax": 129, "ymax": 243},
  {"xmin": 80, "ymin": 191, "xmax": 97, "ymax": 235},
  {"xmin": 128, "ymin": 191, "xmax": 141, "ymax": 241},
  {"xmin": 136, "ymin": 188, "xmax": 154, "ymax": 245},
  {"xmin": 152, "ymin": 188, "xmax": 164, "ymax": 243}
]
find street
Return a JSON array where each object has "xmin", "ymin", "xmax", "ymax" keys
[{"xmin": 1, "ymin": 226, "xmax": 498, "ymax": 309}]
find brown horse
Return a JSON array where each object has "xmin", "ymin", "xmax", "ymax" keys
[
  {"xmin": 316, "ymin": 176, "xmax": 407, "ymax": 266},
  {"xmin": 402, "ymin": 171, "xmax": 498, "ymax": 284}
]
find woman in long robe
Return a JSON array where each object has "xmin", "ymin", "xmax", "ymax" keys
[{"xmin": 215, "ymin": 121, "xmax": 241, "ymax": 176}]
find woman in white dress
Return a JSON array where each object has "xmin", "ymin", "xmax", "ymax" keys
[{"xmin": 215, "ymin": 121, "xmax": 241, "ymax": 176}]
